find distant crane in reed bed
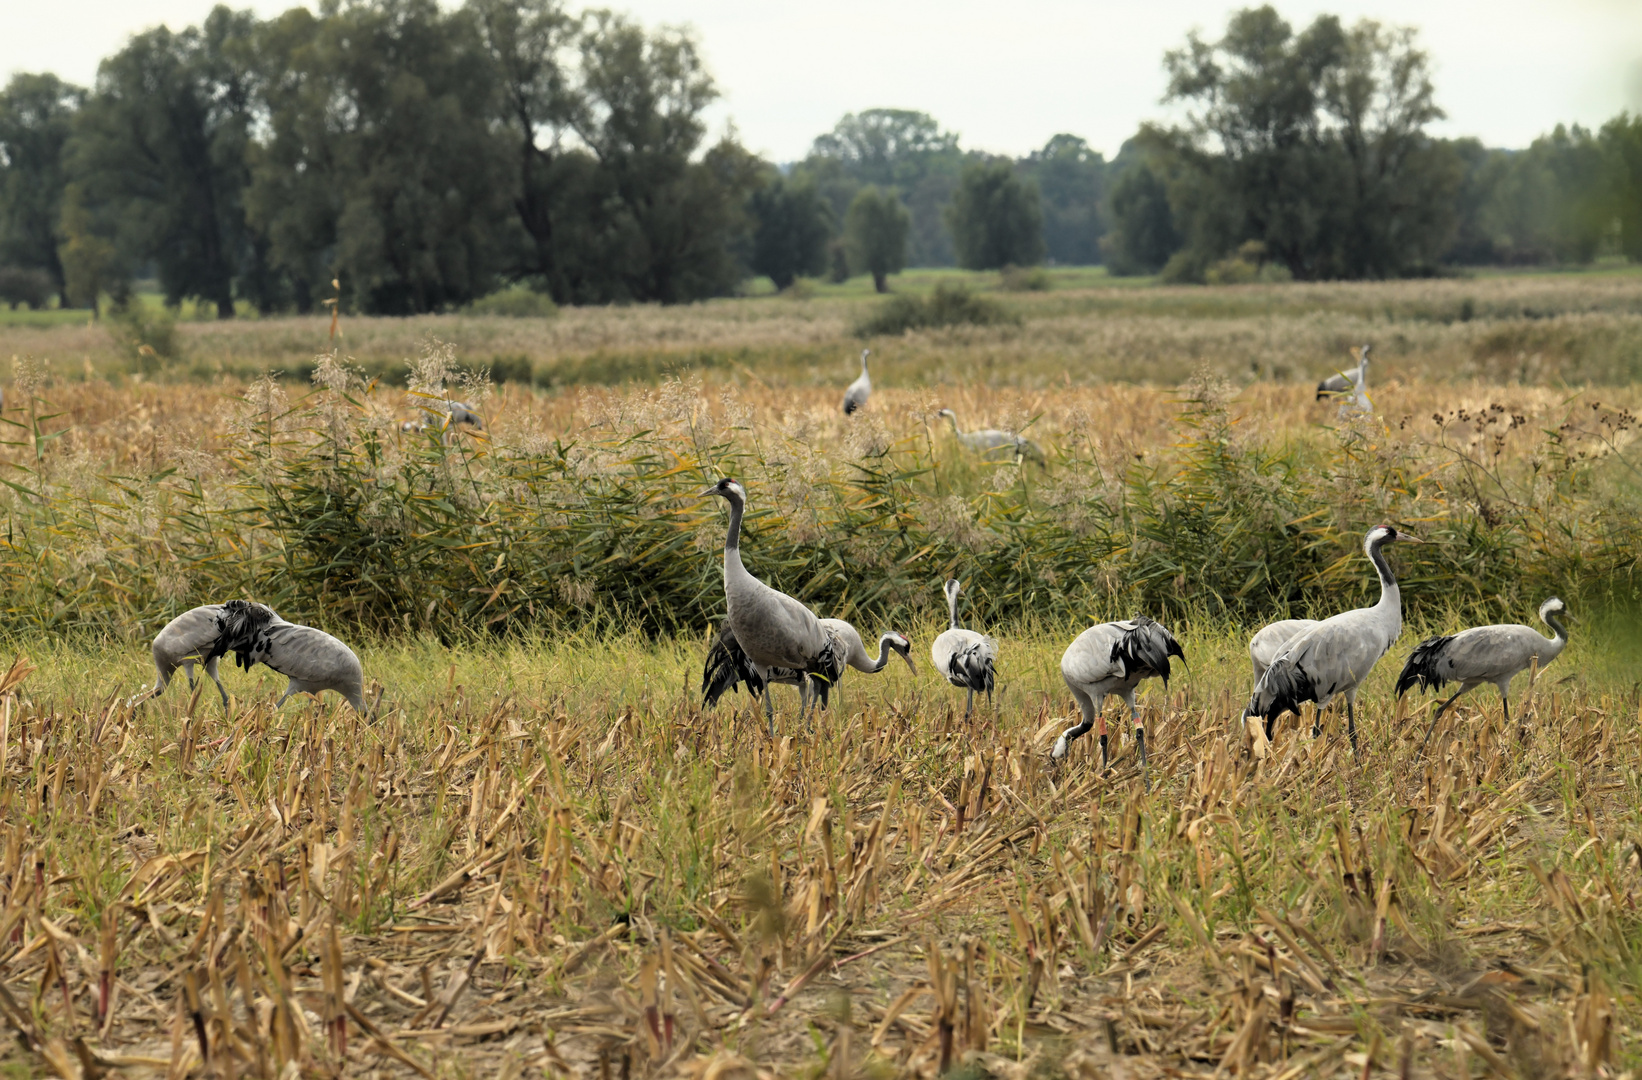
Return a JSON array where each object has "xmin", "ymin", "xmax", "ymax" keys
[
  {"xmin": 211, "ymin": 600, "xmax": 368, "ymax": 714},
  {"xmin": 703, "ymin": 618, "xmax": 914, "ymax": 711},
  {"xmin": 701, "ymin": 477, "xmax": 843, "ymax": 735},
  {"xmin": 931, "ymin": 578, "xmax": 996, "ymax": 719},
  {"xmin": 1243, "ymin": 525, "xmax": 1421, "ymax": 754},
  {"xmin": 842, "ymin": 350, "xmax": 872, "ymax": 415},
  {"xmin": 1396, "ymin": 597, "xmax": 1569, "ymax": 752},
  {"xmin": 404, "ymin": 399, "xmax": 485, "ymax": 436},
  {"xmin": 134, "ymin": 604, "xmax": 242, "ymax": 707},
  {"xmin": 936, "ymin": 409, "xmax": 1044, "ymax": 463},
  {"xmin": 1052, "ymin": 617, "xmax": 1184, "ymax": 769},
  {"xmin": 1317, "ymin": 344, "xmax": 1370, "ymax": 400}
]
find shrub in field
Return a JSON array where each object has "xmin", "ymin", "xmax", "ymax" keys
[
  {"xmin": 0, "ymin": 265, "xmax": 53, "ymax": 309},
  {"xmin": 468, "ymin": 285, "xmax": 559, "ymax": 318},
  {"xmin": 999, "ymin": 264, "xmax": 1050, "ymax": 291},
  {"xmin": 855, "ymin": 283, "xmax": 1020, "ymax": 337},
  {"xmin": 108, "ymin": 302, "xmax": 178, "ymax": 368}
]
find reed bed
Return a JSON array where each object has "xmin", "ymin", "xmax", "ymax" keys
[
  {"xmin": 1, "ymin": 348, "xmax": 1639, "ymax": 641},
  {"xmin": 0, "ymin": 623, "xmax": 1637, "ymax": 1077}
]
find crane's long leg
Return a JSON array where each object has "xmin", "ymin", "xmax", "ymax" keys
[
  {"xmin": 205, "ymin": 656, "xmax": 229, "ymax": 709},
  {"xmin": 1346, "ymin": 699, "xmax": 1358, "ymax": 756},
  {"xmin": 764, "ymin": 688, "xmax": 776, "ymax": 740},
  {"xmin": 1418, "ymin": 688, "xmax": 1470, "ymax": 754},
  {"xmin": 1133, "ymin": 706, "xmax": 1148, "ymax": 790},
  {"xmin": 964, "ymin": 687, "xmax": 974, "ymax": 721}
]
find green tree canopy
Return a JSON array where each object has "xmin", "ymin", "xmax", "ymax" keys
[
  {"xmin": 1151, "ymin": 5, "xmax": 1459, "ymax": 280},
  {"xmin": 748, "ymin": 174, "xmax": 831, "ymax": 290},
  {"xmin": 65, "ymin": 8, "xmax": 263, "ymax": 316},
  {"xmin": 801, "ymin": 108, "xmax": 964, "ymax": 266},
  {"xmin": 1018, "ymin": 134, "xmax": 1107, "ymax": 265},
  {"xmin": 945, "ymin": 159, "xmax": 1045, "ymax": 270},
  {"xmin": 843, "ymin": 185, "xmax": 910, "ymax": 293},
  {"xmin": 0, "ymin": 73, "xmax": 83, "ymax": 302}
]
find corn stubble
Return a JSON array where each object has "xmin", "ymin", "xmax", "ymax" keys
[{"xmin": 0, "ymin": 639, "xmax": 1637, "ymax": 1078}]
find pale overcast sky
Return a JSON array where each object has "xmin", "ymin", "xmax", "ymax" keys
[{"xmin": 6, "ymin": 0, "xmax": 1640, "ymax": 161}]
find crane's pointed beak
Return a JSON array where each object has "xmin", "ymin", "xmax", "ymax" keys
[
  {"xmin": 898, "ymin": 649, "xmax": 917, "ymax": 674},
  {"xmin": 697, "ymin": 484, "xmax": 721, "ymax": 499},
  {"xmin": 1398, "ymin": 532, "xmax": 1426, "ymax": 544}
]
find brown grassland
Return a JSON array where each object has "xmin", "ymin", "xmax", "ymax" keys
[{"xmin": 0, "ymin": 270, "xmax": 1640, "ymax": 1080}]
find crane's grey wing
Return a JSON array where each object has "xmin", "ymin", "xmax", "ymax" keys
[
  {"xmin": 1249, "ymin": 619, "xmax": 1318, "ymax": 669},
  {"xmin": 156, "ymin": 605, "xmax": 228, "ymax": 660},
  {"xmin": 1437, "ymin": 625, "xmax": 1552, "ymax": 683},
  {"xmin": 1062, "ymin": 625, "xmax": 1124, "ymax": 688},
  {"xmin": 1112, "ymin": 618, "xmax": 1184, "ymax": 682},
  {"xmin": 728, "ymin": 579, "xmax": 827, "ymax": 670}
]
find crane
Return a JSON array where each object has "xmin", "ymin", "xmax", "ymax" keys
[
  {"xmin": 935, "ymin": 409, "xmax": 1044, "ymax": 464},
  {"xmin": 842, "ymin": 350, "xmax": 872, "ymax": 415},
  {"xmin": 1053, "ymin": 617, "xmax": 1184, "ymax": 769},
  {"xmin": 1317, "ymin": 344, "xmax": 1370, "ymax": 400},
  {"xmin": 210, "ymin": 601, "xmax": 368, "ymax": 714},
  {"xmin": 701, "ymin": 477, "xmax": 842, "ymax": 736},
  {"xmin": 1248, "ymin": 618, "xmax": 1319, "ymax": 681},
  {"xmin": 1243, "ymin": 525, "xmax": 1421, "ymax": 753},
  {"xmin": 703, "ymin": 618, "xmax": 913, "ymax": 711},
  {"xmin": 931, "ymin": 579, "xmax": 996, "ymax": 719},
  {"xmin": 1396, "ymin": 597, "xmax": 1569, "ymax": 751},
  {"xmin": 134, "ymin": 604, "xmax": 244, "ymax": 707}
]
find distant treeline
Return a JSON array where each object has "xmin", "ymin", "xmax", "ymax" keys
[{"xmin": 0, "ymin": 2, "xmax": 1638, "ymax": 316}]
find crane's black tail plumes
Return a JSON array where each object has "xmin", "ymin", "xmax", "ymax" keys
[
  {"xmin": 1111, "ymin": 617, "xmax": 1186, "ymax": 683},
  {"xmin": 945, "ymin": 643, "xmax": 995, "ymax": 696},
  {"xmin": 843, "ymin": 400, "xmax": 859, "ymax": 416},
  {"xmin": 1395, "ymin": 635, "xmax": 1453, "ymax": 698},
  {"xmin": 1244, "ymin": 655, "xmax": 1317, "ymax": 727},
  {"xmin": 802, "ymin": 629, "xmax": 849, "ymax": 710},
  {"xmin": 211, "ymin": 600, "xmax": 278, "ymax": 673},
  {"xmin": 702, "ymin": 624, "xmax": 763, "ymax": 707}
]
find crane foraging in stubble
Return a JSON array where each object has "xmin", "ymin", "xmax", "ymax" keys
[
  {"xmin": 1396, "ymin": 597, "xmax": 1569, "ymax": 753},
  {"xmin": 134, "ymin": 604, "xmax": 242, "ymax": 707},
  {"xmin": 1052, "ymin": 617, "xmax": 1185, "ymax": 772},
  {"xmin": 842, "ymin": 350, "xmax": 872, "ymax": 415},
  {"xmin": 1243, "ymin": 525, "xmax": 1422, "ymax": 754},
  {"xmin": 701, "ymin": 477, "xmax": 843, "ymax": 736},
  {"xmin": 210, "ymin": 601, "xmax": 368, "ymax": 714},
  {"xmin": 703, "ymin": 618, "xmax": 913, "ymax": 712},
  {"xmin": 931, "ymin": 579, "xmax": 996, "ymax": 719}
]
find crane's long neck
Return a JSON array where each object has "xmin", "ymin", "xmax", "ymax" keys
[
  {"xmin": 1541, "ymin": 609, "xmax": 1569, "ymax": 650},
  {"xmin": 869, "ymin": 634, "xmax": 894, "ymax": 673},
  {"xmin": 1367, "ymin": 536, "xmax": 1399, "ymax": 617},
  {"xmin": 943, "ymin": 413, "xmax": 960, "ymax": 436},
  {"xmin": 947, "ymin": 589, "xmax": 961, "ymax": 630},
  {"xmin": 723, "ymin": 493, "xmax": 746, "ymax": 576},
  {"xmin": 861, "ymin": 353, "xmax": 870, "ymax": 376}
]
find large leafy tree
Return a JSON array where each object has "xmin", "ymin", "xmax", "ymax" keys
[
  {"xmin": 1018, "ymin": 134, "xmax": 1107, "ymax": 265},
  {"xmin": 0, "ymin": 73, "xmax": 83, "ymax": 303},
  {"xmin": 843, "ymin": 185, "xmax": 910, "ymax": 292},
  {"xmin": 557, "ymin": 11, "xmax": 759, "ymax": 303},
  {"xmin": 249, "ymin": 0, "xmax": 512, "ymax": 314},
  {"xmin": 945, "ymin": 159, "xmax": 1045, "ymax": 270},
  {"xmin": 64, "ymin": 8, "xmax": 262, "ymax": 316},
  {"xmin": 800, "ymin": 109, "xmax": 964, "ymax": 266},
  {"xmin": 1153, "ymin": 6, "xmax": 1458, "ymax": 280},
  {"xmin": 748, "ymin": 174, "xmax": 831, "ymax": 290}
]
